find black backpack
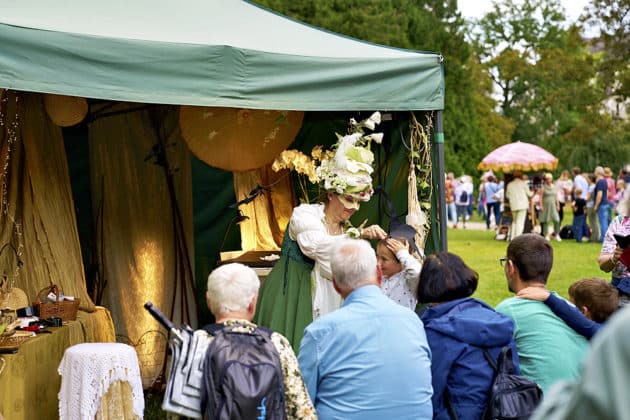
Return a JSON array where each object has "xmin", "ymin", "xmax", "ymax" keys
[
  {"xmin": 482, "ymin": 346, "xmax": 543, "ymax": 420},
  {"xmin": 459, "ymin": 190, "xmax": 468, "ymax": 204},
  {"xmin": 559, "ymin": 225, "xmax": 574, "ymax": 240},
  {"xmin": 201, "ymin": 324, "xmax": 287, "ymax": 420}
]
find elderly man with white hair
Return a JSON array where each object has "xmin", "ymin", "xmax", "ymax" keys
[
  {"xmin": 202, "ymin": 263, "xmax": 317, "ymax": 419},
  {"xmin": 297, "ymin": 239, "xmax": 433, "ymax": 419}
]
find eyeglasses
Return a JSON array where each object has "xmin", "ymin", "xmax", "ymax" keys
[{"xmin": 499, "ymin": 257, "xmax": 509, "ymax": 267}]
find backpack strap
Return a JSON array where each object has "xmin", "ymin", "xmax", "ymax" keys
[
  {"xmin": 496, "ymin": 346, "xmax": 516, "ymax": 374},
  {"xmin": 443, "ymin": 388, "xmax": 458, "ymax": 420},
  {"xmin": 482, "ymin": 348, "xmax": 498, "ymax": 373}
]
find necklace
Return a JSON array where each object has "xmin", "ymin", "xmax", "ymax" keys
[{"xmin": 323, "ymin": 216, "xmax": 343, "ymax": 235}]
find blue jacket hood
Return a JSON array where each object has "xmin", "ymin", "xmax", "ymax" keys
[{"xmin": 421, "ymin": 298, "xmax": 514, "ymax": 347}]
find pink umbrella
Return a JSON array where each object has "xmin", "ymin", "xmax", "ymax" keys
[{"xmin": 477, "ymin": 141, "xmax": 558, "ymax": 172}]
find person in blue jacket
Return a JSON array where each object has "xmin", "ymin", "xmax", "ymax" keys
[{"xmin": 417, "ymin": 252, "xmax": 519, "ymax": 420}]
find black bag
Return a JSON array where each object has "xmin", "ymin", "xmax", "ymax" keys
[
  {"xmin": 483, "ymin": 347, "xmax": 543, "ymax": 420},
  {"xmin": 559, "ymin": 225, "xmax": 574, "ymax": 240},
  {"xmin": 201, "ymin": 324, "xmax": 287, "ymax": 420},
  {"xmin": 459, "ymin": 190, "xmax": 468, "ymax": 204}
]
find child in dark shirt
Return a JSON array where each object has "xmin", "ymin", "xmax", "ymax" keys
[{"xmin": 572, "ymin": 187, "xmax": 588, "ymax": 242}]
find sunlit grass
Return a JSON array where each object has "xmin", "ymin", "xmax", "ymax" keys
[{"xmin": 448, "ymin": 222, "xmax": 605, "ymax": 307}]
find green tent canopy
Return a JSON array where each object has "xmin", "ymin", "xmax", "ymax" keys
[
  {"xmin": 0, "ymin": 0, "xmax": 444, "ymax": 111},
  {"xmin": 0, "ymin": 0, "xmax": 448, "ymax": 342}
]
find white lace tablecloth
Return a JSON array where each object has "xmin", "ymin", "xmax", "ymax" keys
[{"xmin": 58, "ymin": 342, "xmax": 144, "ymax": 419}]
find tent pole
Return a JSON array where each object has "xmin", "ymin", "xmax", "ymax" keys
[{"xmin": 435, "ymin": 111, "xmax": 447, "ymax": 251}]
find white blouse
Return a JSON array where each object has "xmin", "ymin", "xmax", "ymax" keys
[
  {"xmin": 289, "ymin": 203, "xmax": 349, "ymax": 320},
  {"xmin": 380, "ymin": 249, "xmax": 422, "ymax": 311}
]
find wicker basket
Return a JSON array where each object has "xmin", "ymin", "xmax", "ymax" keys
[{"xmin": 33, "ymin": 283, "xmax": 80, "ymax": 321}]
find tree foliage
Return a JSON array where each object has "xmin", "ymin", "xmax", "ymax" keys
[
  {"xmin": 472, "ymin": 0, "xmax": 630, "ymax": 173},
  {"xmin": 254, "ymin": 0, "xmax": 492, "ymax": 178},
  {"xmin": 583, "ymin": 0, "xmax": 630, "ymax": 107},
  {"xmin": 254, "ymin": 0, "xmax": 630, "ymax": 178}
]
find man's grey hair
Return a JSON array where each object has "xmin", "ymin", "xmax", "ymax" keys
[
  {"xmin": 594, "ymin": 166, "xmax": 604, "ymax": 176},
  {"xmin": 206, "ymin": 263, "xmax": 260, "ymax": 317},
  {"xmin": 331, "ymin": 238, "xmax": 377, "ymax": 290}
]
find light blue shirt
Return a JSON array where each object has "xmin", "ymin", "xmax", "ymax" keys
[
  {"xmin": 298, "ymin": 285, "xmax": 433, "ymax": 419},
  {"xmin": 496, "ymin": 296, "xmax": 588, "ymax": 393},
  {"xmin": 485, "ymin": 181, "xmax": 501, "ymax": 204}
]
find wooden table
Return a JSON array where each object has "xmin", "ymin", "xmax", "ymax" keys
[{"xmin": 0, "ymin": 308, "xmax": 115, "ymax": 420}]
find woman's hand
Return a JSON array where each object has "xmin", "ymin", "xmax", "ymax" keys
[
  {"xmin": 360, "ymin": 225, "xmax": 387, "ymax": 240},
  {"xmin": 517, "ymin": 287, "xmax": 550, "ymax": 302}
]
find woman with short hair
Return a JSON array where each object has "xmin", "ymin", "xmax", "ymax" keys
[{"xmin": 417, "ymin": 252, "xmax": 519, "ymax": 420}]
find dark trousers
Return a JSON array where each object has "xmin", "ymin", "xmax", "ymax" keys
[
  {"xmin": 573, "ymin": 214, "xmax": 588, "ymax": 242},
  {"xmin": 486, "ymin": 202, "xmax": 502, "ymax": 229}
]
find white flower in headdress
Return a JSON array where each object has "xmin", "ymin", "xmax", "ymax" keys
[
  {"xmin": 363, "ymin": 132, "xmax": 384, "ymax": 144},
  {"xmin": 362, "ymin": 111, "xmax": 382, "ymax": 130},
  {"xmin": 273, "ymin": 112, "xmax": 384, "ymax": 203}
]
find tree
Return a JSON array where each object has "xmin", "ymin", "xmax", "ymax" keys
[
  {"xmin": 473, "ymin": 0, "xmax": 567, "ymax": 119},
  {"xmin": 470, "ymin": 0, "xmax": 630, "ymax": 172},
  {"xmin": 582, "ymin": 0, "xmax": 630, "ymax": 113},
  {"xmin": 254, "ymin": 0, "xmax": 492, "ymax": 177}
]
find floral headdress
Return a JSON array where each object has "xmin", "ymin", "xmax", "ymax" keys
[{"xmin": 272, "ymin": 112, "xmax": 383, "ymax": 202}]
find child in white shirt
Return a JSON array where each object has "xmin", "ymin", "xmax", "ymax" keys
[{"xmin": 376, "ymin": 237, "xmax": 422, "ymax": 310}]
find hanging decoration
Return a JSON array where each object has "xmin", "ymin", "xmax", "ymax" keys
[
  {"xmin": 44, "ymin": 94, "xmax": 88, "ymax": 127},
  {"xmin": 406, "ymin": 112, "xmax": 433, "ymax": 253},
  {"xmin": 0, "ymin": 90, "xmax": 25, "ymax": 308},
  {"xmin": 179, "ymin": 107, "xmax": 304, "ymax": 172}
]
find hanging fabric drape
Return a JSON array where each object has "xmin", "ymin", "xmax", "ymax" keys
[
  {"xmin": 232, "ymin": 165, "xmax": 295, "ymax": 251},
  {"xmin": 89, "ymin": 103, "xmax": 196, "ymax": 387},
  {"xmin": 0, "ymin": 91, "xmax": 95, "ymax": 310}
]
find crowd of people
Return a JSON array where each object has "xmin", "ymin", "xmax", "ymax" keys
[
  {"xmin": 203, "ymin": 227, "xmax": 630, "ymax": 419},
  {"xmin": 446, "ymin": 165, "xmax": 630, "ymax": 244},
  {"xmin": 195, "ymin": 117, "xmax": 630, "ymax": 419}
]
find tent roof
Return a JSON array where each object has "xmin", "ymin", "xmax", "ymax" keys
[{"xmin": 0, "ymin": 0, "xmax": 444, "ymax": 111}]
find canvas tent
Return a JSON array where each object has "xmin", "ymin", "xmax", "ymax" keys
[{"xmin": 0, "ymin": 0, "xmax": 445, "ymax": 395}]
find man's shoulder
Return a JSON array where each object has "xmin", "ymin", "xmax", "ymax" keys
[{"xmin": 495, "ymin": 296, "xmax": 519, "ymax": 312}]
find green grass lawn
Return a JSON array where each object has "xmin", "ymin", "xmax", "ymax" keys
[{"xmin": 448, "ymin": 223, "xmax": 605, "ymax": 307}]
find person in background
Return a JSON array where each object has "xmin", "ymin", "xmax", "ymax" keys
[
  {"xmin": 485, "ymin": 175, "xmax": 502, "ymax": 230},
  {"xmin": 202, "ymin": 263, "xmax": 316, "ymax": 419},
  {"xmin": 478, "ymin": 177, "xmax": 487, "ymax": 220},
  {"xmin": 572, "ymin": 188, "xmax": 589, "ymax": 243},
  {"xmin": 612, "ymin": 179, "xmax": 626, "ymax": 215},
  {"xmin": 505, "ymin": 170, "xmax": 534, "ymax": 239},
  {"xmin": 464, "ymin": 176, "xmax": 474, "ymax": 220},
  {"xmin": 572, "ymin": 167, "xmax": 589, "ymax": 200},
  {"xmin": 529, "ymin": 305, "xmax": 630, "ymax": 420},
  {"xmin": 445, "ymin": 173, "xmax": 457, "ymax": 226},
  {"xmin": 496, "ymin": 234, "xmax": 588, "ymax": 393},
  {"xmin": 604, "ymin": 167, "xmax": 616, "ymax": 223},
  {"xmin": 517, "ymin": 277, "xmax": 618, "ymax": 340},
  {"xmin": 555, "ymin": 170, "xmax": 573, "ymax": 224},
  {"xmin": 598, "ymin": 194, "xmax": 630, "ymax": 308},
  {"xmin": 298, "ymin": 239, "xmax": 433, "ymax": 419},
  {"xmin": 586, "ymin": 173, "xmax": 600, "ymax": 243},
  {"xmin": 594, "ymin": 166, "xmax": 610, "ymax": 242},
  {"xmin": 454, "ymin": 176, "xmax": 470, "ymax": 229},
  {"xmin": 377, "ymin": 237, "xmax": 421, "ymax": 311},
  {"xmin": 418, "ymin": 252, "xmax": 518, "ymax": 420},
  {"xmin": 538, "ymin": 173, "xmax": 561, "ymax": 241}
]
